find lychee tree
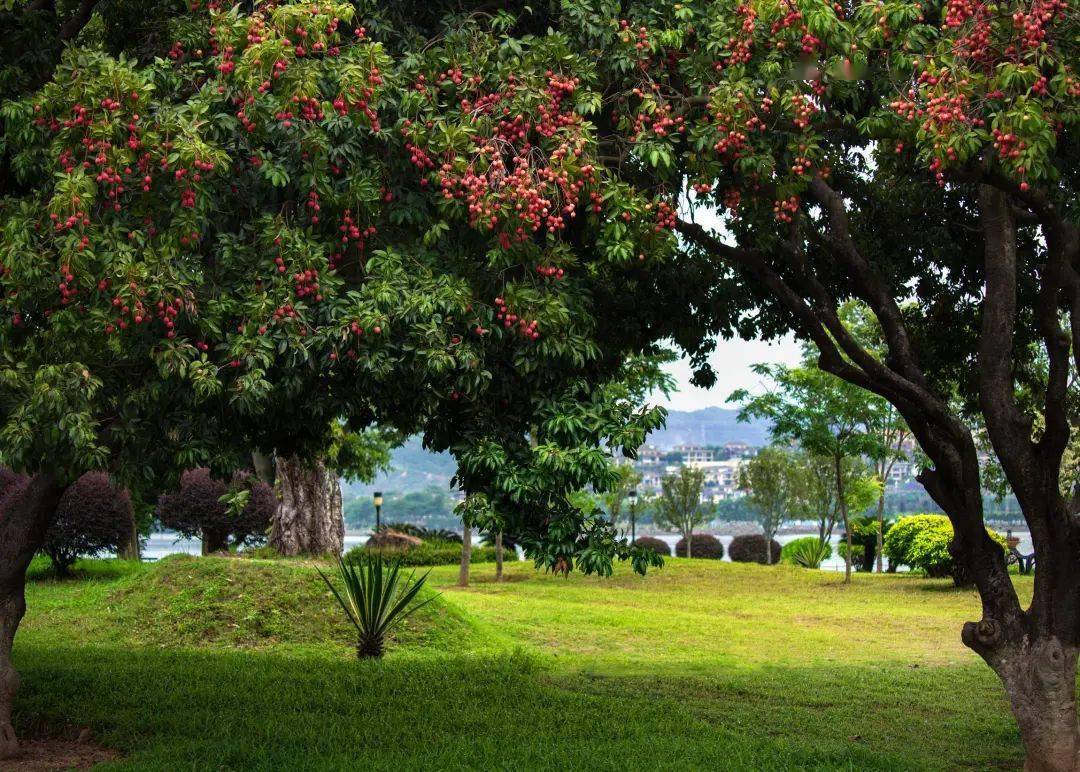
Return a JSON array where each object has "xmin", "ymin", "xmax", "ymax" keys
[
  {"xmin": 547, "ymin": 0, "xmax": 1077, "ymax": 766},
  {"xmin": 0, "ymin": 0, "xmax": 717, "ymax": 755}
]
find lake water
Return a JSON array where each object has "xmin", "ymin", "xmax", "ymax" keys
[{"xmin": 141, "ymin": 528, "xmax": 1034, "ymax": 573}]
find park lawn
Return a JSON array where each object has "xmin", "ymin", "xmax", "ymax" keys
[{"xmin": 12, "ymin": 554, "xmax": 1032, "ymax": 770}]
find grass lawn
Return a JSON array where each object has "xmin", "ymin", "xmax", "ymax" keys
[{"xmin": 13, "ymin": 554, "xmax": 1033, "ymax": 770}]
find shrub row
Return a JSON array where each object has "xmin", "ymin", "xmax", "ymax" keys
[{"xmin": 346, "ymin": 539, "xmax": 504, "ymax": 567}]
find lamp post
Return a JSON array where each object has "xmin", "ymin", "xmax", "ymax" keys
[
  {"xmin": 373, "ymin": 491, "xmax": 384, "ymax": 532},
  {"xmin": 628, "ymin": 489, "xmax": 638, "ymax": 544}
]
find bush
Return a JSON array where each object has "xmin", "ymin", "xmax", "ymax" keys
[
  {"xmin": 156, "ymin": 468, "xmax": 276, "ymax": 553},
  {"xmin": 673, "ymin": 533, "xmax": 723, "ymax": 559},
  {"xmin": 781, "ymin": 536, "xmax": 833, "ymax": 567},
  {"xmin": 838, "ymin": 516, "xmax": 890, "ymax": 572},
  {"xmin": 633, "ymin": 536, "xmax": 671, "ymax": 557},
  {"xmin": 728, "ymin": 534, "xmax": 782, "ymax": 564},
  {"xmin": 42, "ymin": 472, "xmax": 134, "ymax": 575},
  {"xmin": 346, "ymin": 538, "xmax": 503, "ymax": 566},
  {"xmin": 883, "ymin": 514, "xmax": 1007, "ymax": 585}
]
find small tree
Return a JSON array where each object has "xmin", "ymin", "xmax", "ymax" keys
[
  {"xmin": 155, "ymin": 469, "xmax": 276, "ymax": 554},
  {"xmin": 732, "ymin": 365, "xmax": 889, "ymax": 582},
  {"xmin": 739, "ymin": 446, "xmax": 804, "ymax": 564},
  {"xmin": 42, "ymin": 472, "xmax": 133, "ymax": 576},
  {"xmin": 654, "ymin": 467, "xmax": 712, "ymax": 558}
]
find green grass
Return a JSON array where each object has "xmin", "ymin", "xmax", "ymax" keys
[{"xmin": 13, "ymin": 555, "xmax": 1033, "ymax": 770}]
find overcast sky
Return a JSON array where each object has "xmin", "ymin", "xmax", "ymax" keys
[{"xmin": 653, "ymin": 335, "xmax": 803, "ymax": 411}]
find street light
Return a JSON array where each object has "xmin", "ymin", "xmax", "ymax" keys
[
  {"xmin": 628, "ymin": 489, "xmax": 638, "ymax": 544},
  {"xmin": 373, "ymin": 491, "xmax": 384, "ymax": 532}
]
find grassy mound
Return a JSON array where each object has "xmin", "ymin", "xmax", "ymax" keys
[{"xmin": 24, "ymin": 554, "xmax": 487, "ymax": 655}]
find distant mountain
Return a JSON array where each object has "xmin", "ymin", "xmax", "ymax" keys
[
  {"xmin": 648, "ymin": 407, "xmax": 771, "ymax": 449},
  {"xmin": 342, "ymin": 436, "xmax": 456, "ymax": 498},
  {"xmin": 341, "ymin": 408, "xmax": 770, "ymax": 496}
]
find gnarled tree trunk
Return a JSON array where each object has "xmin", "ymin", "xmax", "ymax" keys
[
  {"xmin": 1, "ymin": 474, "xmax": 63, "ymax": 760},
  {"xmin": 270, "ymin": 455, "xmax": 343, "ymax": 557}
]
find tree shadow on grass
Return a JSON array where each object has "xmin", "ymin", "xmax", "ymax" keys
[{"xmin": 13, "ymin": 644, "xmax": 1023, "ymax": 771}]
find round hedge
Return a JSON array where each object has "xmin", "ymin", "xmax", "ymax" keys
[
  {"xmin": 633, "ymin": 536, "xmax": 671, "ymax": 557},
  {"xmin": 728, "ymin": 534, "xmax": 782, "ymax": 565},
  {"xmin": 42, "ymin": 471, "xmax": 133, "ymax": 575},
  {"xmin": 883, "ymin": 514, "xmax": 1007, "ymax": 585},
  {"xmin": 674, "ymin": 533, "xmax": 723, "ymax": 559},
  {"xmin": 156, "ymin": 468, "xmax": 276, "ymax": 553}
]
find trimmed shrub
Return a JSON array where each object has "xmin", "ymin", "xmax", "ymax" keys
[
  {"xmin": 674, "ymin": 533, "xmax": 723, "ymax": 559},
  {"xmin": 884, "ymin": 514, "xmax": 1007, "ymax": 585},
  {"xmin": 346, "ymin": 538, "xmax": 502, "ymax": 566},
  {"xmin": 633, "ymin": 536, "xmax": 671, "ymax": 557},
  {"xmin": 729, "ymin": 534, "xmax": 782, "ymax": 565},
  {"xmin": 781, "ymin": 536, "xmax": 833, "ymax": 567},
  {"xmin": 42, "ymin": 472, "xmax": 134, "ymax": 575},
  {"xmin": 156, "ymin": 468, "xmax": 275, "ymax": 553}
]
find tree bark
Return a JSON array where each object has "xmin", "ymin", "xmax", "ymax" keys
[
  {"xmin": 458, "ymin": 526, "xmax": 472, "ymax": 587},
  {"xmin": 270, "ymin": 455, "xmax": 344, "ymax": 557},
  {"xmin": 494, "ymin": 531, "xmax": 504, "ymax": 581},
  {"xmin": 1, "ymin": 474, "xmax": 64, "ymax": 760}
]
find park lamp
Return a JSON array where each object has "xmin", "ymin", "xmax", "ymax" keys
[
  {"xmin": 628, "ymin": 489, "xmax": 638, "ymax": 543},
  {"xmin": 373, "ymin": 491, "xmax": 384, "ymax": 531}
]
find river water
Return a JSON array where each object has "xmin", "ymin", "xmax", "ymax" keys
[{"xmin": 141, "ymin": 528, "xmax": 1033, "ymax": 573}]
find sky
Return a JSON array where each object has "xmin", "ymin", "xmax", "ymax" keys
[{"xmin": 654, "ymin": 335, "xmax": 803, "ymax": 411}]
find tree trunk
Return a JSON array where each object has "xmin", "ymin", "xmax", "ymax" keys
[
  {"xmin": 835, "ymin": 456, "xmax": 851, "ymax": 583},
  {"xmin": 458, "ymin": 526, "xmax": 471, "ymax": 587},
  {"xmin": 201, "ymin": 527, "xmax": 229, "ymax": 555},
  {"xmin": 685, "ymin": 528, "xmax": 692, "ymax": 558},
  {"xmin": 965, "ymin": 626, "xmax": 1080, "ymax": 771},
  {"xmin": 494, "ymin": 531, "xmax": 504, "ymax": 581},
  {"xmin": 875, "ymin": 491, "xmax": 886, "ymax": 573},
  {"xmin": 765, "ymin": 531, "xmax": 773, "ymax": 564},
  {"xmin": 1, "ymin": 474, "xmax": 64, "ymax": 760},
  {"xmin": 270, "ymin": 455, "xmax": 344, "ymax": 557},
  {"xmin": 117, "ymin": 510, "xmax": 140, "ymax": 561},
  {"xmin": 251, "ymin": 451, "xmax": 275, "ymax": 486}
]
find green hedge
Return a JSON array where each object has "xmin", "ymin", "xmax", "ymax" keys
[
  {"xmin": 883, "ymin": 514, "xmax": 1007, "ymax": 585},
  {"xmin": 345, "ymin": 538, "xmax": 504, "ymax": 567}
]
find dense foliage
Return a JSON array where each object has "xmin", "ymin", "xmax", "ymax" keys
[
  {"xmin": 155, "ymin": 468, "xmax": 276, "ymax": 552},
  {"xmin": 41, "ymin": 471, "xmax": 133, "ymax": 575},
  {"xmin": 729, "ymin": 534, "xmax": 782, "ymax": 565},
  {"xmin": 838, "ymin": 516, "xmax": 890, "ymax": 572}
]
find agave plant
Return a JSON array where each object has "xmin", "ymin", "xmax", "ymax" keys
[
  {"xmin": 318, "ymin": 555, "xmax": 435, "ymax": 659},
  {"xmin": 789, "ymin": 538, "xmax": 832, "ymax": 570}
]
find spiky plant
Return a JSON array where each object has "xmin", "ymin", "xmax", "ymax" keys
[
  {"xmin": 789, "ymin": 538, "xmax": 832, "ymax": 570},
  {"xmin": 318, "ymin": 555, "xmax": 435, "ymax": 659}
]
